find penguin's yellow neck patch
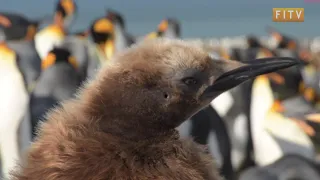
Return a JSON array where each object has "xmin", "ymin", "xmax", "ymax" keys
[
  {"xmin": 0, "ymin": 43, "xmax": 16, "ymax": 62},
  {"xmin": 41, "ymin": 53, "xmax": 56, "ymax": 70},
  {"xmin": 145, "ymin": 32, "xmax": 158, "ymax": 39},
  {"xmin": 42, "ymin": 24, "xmax": 65, "ymax": 37},
  {"xmin": 105, "ymin": 40, "xmax": 114, "ymax": 61},
  {"xmin": 41, "ymin": 52, "xmax": 78, "ymax": 70},
  {"xmin": 270, "ymin": 100, "xmax": 285, "ymax": 113},
  {"xmin": 220, "ymin": 48, "xmax": 230, "ymax": 60}
]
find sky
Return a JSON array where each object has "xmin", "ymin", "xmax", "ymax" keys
[{"xmin": 1, "ymin": 0, "xmax": 319, "ymax": 38}]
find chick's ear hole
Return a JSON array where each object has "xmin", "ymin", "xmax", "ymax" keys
[{"xmin": 163, "ymin": 92, "xmax": 170, "ymax": 99}]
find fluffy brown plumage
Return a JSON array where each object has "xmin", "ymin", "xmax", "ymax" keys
[{"xmin": 10, "ymin": 38, "xmax": 298, "ymax": 180}]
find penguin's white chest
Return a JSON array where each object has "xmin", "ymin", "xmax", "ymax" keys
[
  {"xmin": 0, "ymin": 62, "xmax": 29, "ymax": 129},
  {"xmin": 35, "ymin": 31, "xmax": 64, "ymax": 60},
  {"xmin": 0, "ymin": 62, "xmax": 30, "ymax": 178}
]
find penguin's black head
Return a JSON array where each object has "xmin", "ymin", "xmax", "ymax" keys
[
  {"xmin": 90, "ymin": 38, "xmax": 299, "ymax": 130},
  {"xmin": 247, "ymin": 35, "xmax": 261, "ymax": 48},
  {"xmin": 41, "ymin": 47, "xmax": 78, "ymax": 70},
  {"xmin": 106, "ymin": 9, "xmax": 125, "ymax": 29},
  {"xmin": 0, "ymin": 13, "xmax": 40, "ymax": 41},
  {"xmin": 55, "ymin": 0, "xmax": 77, "ymax": 27},
  {"xmin": 89, "ymin": 17, "xmax": 114, "ymax": 45}
]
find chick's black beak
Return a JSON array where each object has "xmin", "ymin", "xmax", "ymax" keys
[{"xmin": 201, "ymin": 57, "xmax": 300, "ymax": 100}]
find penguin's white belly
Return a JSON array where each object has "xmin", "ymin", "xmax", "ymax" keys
[
  {"xmin": 211, "ymin": 91, "xmax": 248, "ymax": 169},
  {"xmin": 263, "ymin": 113, "xmax": 315, "ymax": 162},
  {"xmin": 0, "ymin": 65, "xmax": 29, "ymax": 178},
  {"xmin": 211, "ymin": 91, "xmax": 234, "ymax": 117},
  {"xmin": 176, "ymin": 119, "xmax": 192, "ymax": 138},
  {"xmin": 251, "ymin": 76, "xmax": 315, "ymax": 166},
  {"xmin": 230, "ymin": 113, "xmax": 248, "ymax": 169},
  {"xmin": 207, "ymin": 131, "xmax": 223, "ymax": 167},
  {"xmin": 35, "ymin": 34, "xmax": 64, "ymax": 60}
]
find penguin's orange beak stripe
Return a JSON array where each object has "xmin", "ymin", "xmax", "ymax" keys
[
  {"xmin": 68, "ymin": 56, "xmax": 78, "ymax": 69},
  {"xmin": 42, "ymin": 53, "xmax": 56, "ymax": 70},
  {"xmin": 61, "ymin": 0, "xmax": 75, "ymax": 15},
  {"xmin": 25, "ymin": 25, "xmax": 37, "ymax": 41}
]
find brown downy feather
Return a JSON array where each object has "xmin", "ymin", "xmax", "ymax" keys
[{"xmin": 11, "ymin": 39, "xmax": 222, "ymax": 180}]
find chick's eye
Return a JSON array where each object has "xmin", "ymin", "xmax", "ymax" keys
[{"xmin": 182, "ymin": 77, "xmax": 198, "ymax": 86}]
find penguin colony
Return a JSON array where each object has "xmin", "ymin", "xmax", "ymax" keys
[{"xmin": 1, "ymin": 0, "xmax": 320, "ymax": 179}]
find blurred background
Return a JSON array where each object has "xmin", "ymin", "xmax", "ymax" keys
[
  {"xmin": 1, "ymin": 0, "xmax": 320, "ymax": 180},
  {"xmin": 1, "ymin": 0, "xmax": 319, "ymax": 37}
]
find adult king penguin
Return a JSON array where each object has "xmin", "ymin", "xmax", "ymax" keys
[
  {"xmin": 29, "ymin": 47, "xmax": 81, "ymax": 139},
  {"xmin": 0, "ymin": 12, "xmax": 49, "ymax": 41},
  {"xmin": 106, "ymin": 9, "xmax": 135, "ymax": 52},
  {"xmin": 35, "ymin": 0, "xmax": 77, "ymax": 60},
  {"xmin": 86, "ymin": 15, "xmax": 116, "ymax": 78},
  {"xmin": 146, "ymin": 18, "xmax": 181, "ymax": 39},
  {"xmin": 0, "ymin": 42, "xmax": 30, "ymax": 179},
  {"xmin": 11, "ymin": 39, "xmax": 298, "ymax": 180},
  {"xmin": 0, "ymin": 12, "xmax": 44, "ymax": 92}
]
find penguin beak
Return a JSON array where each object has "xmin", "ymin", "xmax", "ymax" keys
[{"xmin": 201, "ymin": 57, "xmax": 300, "ymax": 100}]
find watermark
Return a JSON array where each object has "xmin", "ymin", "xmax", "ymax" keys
[{"xmin": 272, "ymin": 8, "xmax": 304, "ymax": 22}]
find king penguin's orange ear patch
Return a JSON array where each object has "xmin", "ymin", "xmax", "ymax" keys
[
  {"xmin": 41, "ymin": 53, "xmax": 56, "ymax": 70},
  {"xmin": 0, "ymin": 15, "xmax": 11, "ymax": 27},
  {"xmin": 60, "ymin": 0, "xmax": 76, "ymax": 15},
  {"xmin": 93, "ymin": 18, "xmax": 114, "ymax": 34},
  {"xmin": 158, "ymin": 20, "xmax": 168, "ymax": 32}
]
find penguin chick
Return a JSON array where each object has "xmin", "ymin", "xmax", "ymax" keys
[{"xmin": 11, "ymin": 38, "xmax": 298, "ymax": 180}]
